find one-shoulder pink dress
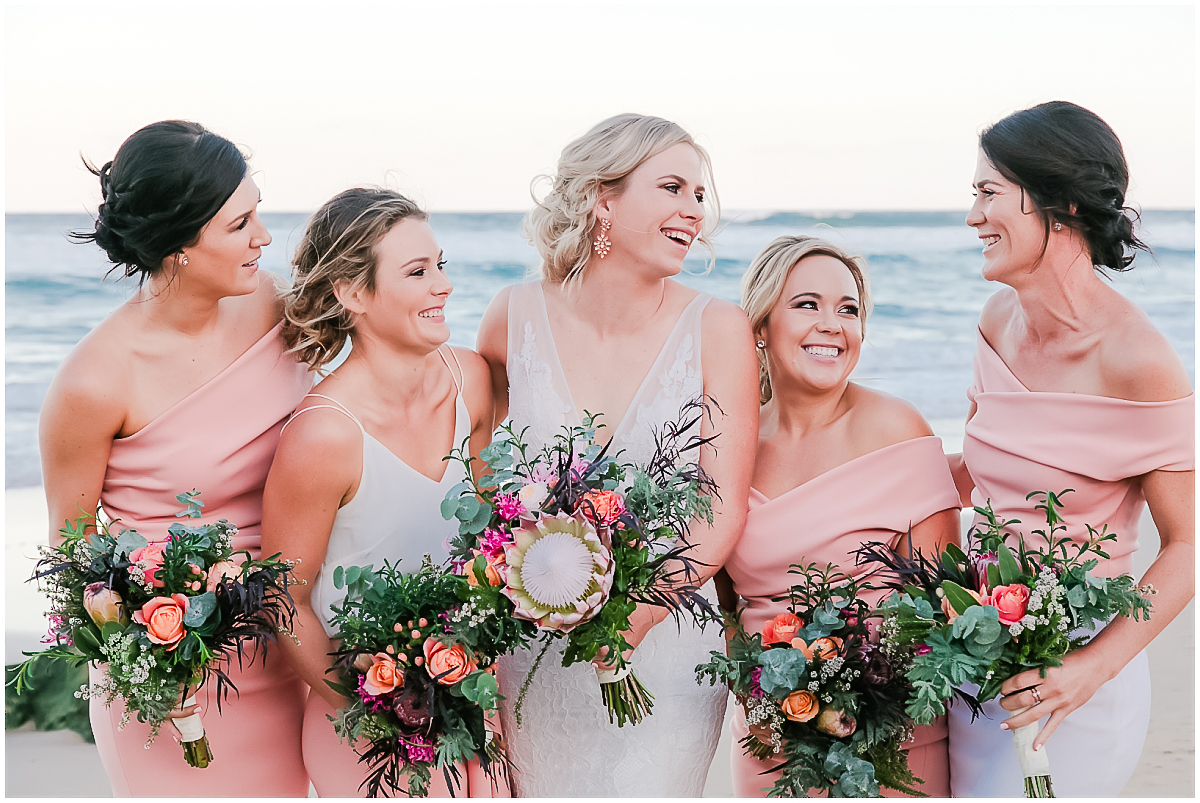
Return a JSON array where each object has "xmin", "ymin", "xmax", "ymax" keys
[
  {"xmin": 949, "ymin": 328, "xmax": 1195, "ymax": 797},
  {"xmin": 92, "ymin": 323, "xmax": 313, "ymax": 797},
  {"xmin": 723, "ymin": 436, "xmax": 961, "ymax": 797}
]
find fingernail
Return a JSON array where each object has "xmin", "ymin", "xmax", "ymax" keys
[{"xmin": 999, "ymin": 723, "xmax": 1009, "ymax": 730}]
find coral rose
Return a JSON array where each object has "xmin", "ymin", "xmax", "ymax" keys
[
  {"xmin": 465, "ymin": 550, "xmax": 505, "ymax": 587},
  {"xmin": 129, "ymin": 543, "xmax": 167, "ymax": 588},
  {"xmin": 363, "ymin": 653, "xmax": 404, "ymax": 696},
  {"xmin": 579, "ymin": 489, "xmax": 626, "ymax": 527},
  {"xmin": 133, "ymin": 594, "xmax": 188, "ymax": 649},
  {"xmin": 423, "ymin": 638, "xmax": 477, "ymax": 685},
  {"xmin": 940, "ymin": 587, "xmax": 987, "ymax": 623},
  {"xmin": 988, "ymin": 583, "xmax": 1031, "ymax": 625},
  {"xmin": 762, "ymin": 612, "xmax": 802, "ymax": 644},
  {"xmin": 780, "ymin": 689, "xmax": 819, "ymax": 723},
  {"xmin": 790, "ymin": 636, "xmax": 842, "ymax": 661}
]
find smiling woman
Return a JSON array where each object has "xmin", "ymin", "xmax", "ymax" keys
[{"xmin": 38, "ymin": 120, "xmax": 313, "ymax": 796}]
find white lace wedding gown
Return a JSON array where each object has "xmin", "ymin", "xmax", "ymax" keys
[{"xmin": 496, "ymin": 281, "xmax": 727, "ymax": 796}]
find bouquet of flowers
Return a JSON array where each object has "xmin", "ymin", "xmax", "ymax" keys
[
  {"xmin": 858, "ymin": 490, "xmax": 1155, "ymax": 797},
  {"xmin": 696, "ymin": 564, "xmax": 923, "ymax": 798},
  {"xmin": 323, "ymin": 557, "xmax": 506, "ymax": 798},
  {"xmin": 441, "ymin": 401, "xmax": 718, "ymax": 727},
  {"xmin": 10, "ymin": 490, "xmax": 298, "ymax": 767}
]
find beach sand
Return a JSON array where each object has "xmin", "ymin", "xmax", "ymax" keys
[{"xmin": 5, "ymin": 487, "xmax": 1194, "ymax": 797}]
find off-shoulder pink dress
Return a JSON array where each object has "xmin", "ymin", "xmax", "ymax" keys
[
  {"xmin": 723, "ymin": 436, "xmax": 961, "ymax": 797},
  {"xmin": 91, "ymin": 323, "xmax": 313, "ymax": 797},
  {"xmin": 949, "ymin": 328, "xmax": 1195, "ymax": 797}
]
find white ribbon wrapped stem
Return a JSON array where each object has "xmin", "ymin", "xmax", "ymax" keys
[
  {"xmin": 172, "ymin": 695, "xmax": 206, "ymax": 742},
  {"xmin": 1010, "ymin": 706, "xmax": 1051, "ymax": 778},
  {"xmin": 594, "ymin": 664, "xmax": 631, "ymax": 684}
]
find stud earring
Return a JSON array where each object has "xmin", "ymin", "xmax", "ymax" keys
[
  {"xmin": 1052, "ymin": 222, "xmax": 1062, "ymax": 232},
  {"xmin": 593, "ymin": 219, "xmax": 612, "ymax": 259},
  {"xmin": 180, "ymin": 253, "xmax": 189, "ymax": 266},
  {"xmin": 756, "ymin": 340, "xmax": 766, "ymax": 349}
]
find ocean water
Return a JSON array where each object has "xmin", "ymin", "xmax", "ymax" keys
[{"xmin": 5, "ymin": 210, "xmax": 1194, "ymax": 489}]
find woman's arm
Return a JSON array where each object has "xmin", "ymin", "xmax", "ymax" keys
[
  {"xmin": 453, "ymin": 346, "xmax": 498, "ymax": 482},
  {"xmin": 998, "ymin": 467, "xmax": 1195, "ymax": 748},
  {"xmin": 946, "ymin": 399, "xmax": 978, "ymax": 509},
  {"xmin": 475, "ymin": 286, "xmax": 512, "ymax": 430},
  {"xmin": 261, "ymin": 408, "xmax": 361, "ymax": 710},
  {"xmin": 38, "ymin": 343, "xmax": 126, "ymax": 545}
]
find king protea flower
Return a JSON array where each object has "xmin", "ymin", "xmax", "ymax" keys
[{"xmin": 502, "ymin": 511, "xmax": 613, "ymax": 632}]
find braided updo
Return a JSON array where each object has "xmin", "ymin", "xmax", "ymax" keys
[
  {"xmin": 71, "ymin": 120, "xmax": 248, "ymax": 281},
  {"xmin": 980, "ymin": 101, "xmax": 1149, "ymax": 273}
]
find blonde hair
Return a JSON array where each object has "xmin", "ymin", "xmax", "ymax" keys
[
  {"xmin": 740, "ymin": 235, "xmax": 871, "ymax": 404},
  {"xmin": 523, "ymin": 113, "xmax": 720, "ymax": 286},
  {"xmin": 283, "ymin": 187, "xmax": 427, "ymax": 369}
]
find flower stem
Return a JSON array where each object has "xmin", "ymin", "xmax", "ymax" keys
[
  {"xmin": 181, "ymin": 736, "xmax": 213, "ymax": 768},
  {"xmin": 514, "ymin": 639, "xmax": 553, "ymax": 729},
  {"xmin": 599, "ymin": 671, "xmax": 654, "ymax": 727},
  {"xmin": 1024, "ymin": 775, "xmax": 1054, "ymax": 798}
]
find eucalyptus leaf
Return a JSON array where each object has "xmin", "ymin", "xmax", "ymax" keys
[
  {"xmin": 113, "ymin": 529, "xmax": 148, "ymax": 560},
  {"xmin": 182, "ymin": 592, "xmax": 217, "ymax": 627},
  {"xmin": 455, "ymin": 497, "xmax": 481, "ymax": 522},
  {"xmin": 757, "ymin": 648, "xmax": 807, "ymax": 699},
  {"xmin": 333, "ymin": 566, "xmax": 345, "ymax": 589},
  {"xmin": 440, "ymin": 497, "xmax": 459, "ymax": 521}
]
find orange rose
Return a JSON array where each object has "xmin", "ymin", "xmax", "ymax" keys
[
  {"xmin": 465, "ymin": 550, "xmax": 505, "ymax": 587},
  {"xmin": 941, "ymin": 587, "xmax": 987, "ymax": 623},
  {"xmin": 780, "ymin": 690, "xmax": 819, "ymax": 722},
  {"xmin": 762, "ymin": 612, "xmax": 802, "ymax": 644},
  {"xmin": 423, "ymin": 638, "xmax": 478, "ymax": 685},
  {"xmin": 129, "ymin": 543, "xmax": 167, "ymax": 588},
  {"xmin": 363, "ymin": 653, "xmax": 404, "ymax": 696},
  {"xmin": 579, "ymin": 489, "xmax": 626, "ymax": 527},
  {"xmin": 790, "ymin": 636, "xmax": 842, "ymax": 661},
  {"xmin": 133, "ymin": 594, "xmax": 188, "ymax": 649},
  {"xmin": 205, "ymin": 560, "xmax": 243, "ymax": 593}
]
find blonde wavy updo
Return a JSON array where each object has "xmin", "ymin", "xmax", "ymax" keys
[
  {"xmin": 283, "ymin": 187, "xmax": 427, "ymax": 369},
  {"xmin": 740, "ymin": 235, "xmax": 871, "ymax": 405},
  {"xmin": 524, "ymin": 113, "xmax": 719, "ymax": 286}
]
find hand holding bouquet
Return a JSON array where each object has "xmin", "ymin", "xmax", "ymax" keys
[
  {"xmin": 323, "ymin": 557, "xmax": 506, "ymax": 798},
  {"xmin": 696, "ymin": 564, "xmax": 923, "ymax": 798},
  {"xmin": 11, "ymin": 490, "xmax": 298, "ymax": 767},
  {"xmin": 442, "ymin": 401, "xmax": 718, "ymax": 727},
  {"xmin": 859, "ymin": 490, "xmax": 1155, "ymax": 797}
]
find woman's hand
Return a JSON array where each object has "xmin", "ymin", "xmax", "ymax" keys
[
  {"xmin": 997, "ymin": 645, "xmax": 1109, "ymax": 750},
  {"xmin": 590, "ymin": 603, "xmax": 666, "ymax": 669}
]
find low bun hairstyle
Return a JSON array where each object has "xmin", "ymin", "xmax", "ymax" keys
[
  {"xmin": 71, "ymin": 120, "xmax": 248, "ymax": 281},
  {"xmin": 283, "ymin": 187, "xmax": 427, "ymax": 370},
  {"xmin": 524, "ymin": 113, "xmax": 719, "ymax": 287},
  {"xmin": 980, "ymin": 101, "xmax": 1149, "ymax": 273},
  {"xmin": 740, "ymin": 235, "xmax": 870, "ymax": 405}
]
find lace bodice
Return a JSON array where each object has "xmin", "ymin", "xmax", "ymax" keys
[{"xmin": 498, "ymin": 281, "xmax": 725, "ymax": 797}]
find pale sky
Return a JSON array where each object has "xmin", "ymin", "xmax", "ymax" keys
[{"xmin": 5, "ymin": 2, "xmax": 1195, "ymax": 213}]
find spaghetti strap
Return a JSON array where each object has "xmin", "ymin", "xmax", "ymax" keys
[
  {"xmin": 436, "ymin": 346, "xmax": 464, "ymax": 396},
  {"xmin": 281, "ymin": 393, "xmax": 364, "ymax": 434}
]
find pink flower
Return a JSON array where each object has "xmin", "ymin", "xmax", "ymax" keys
[
  {"xmin": 915, "ymin": 643, "xmax": 931, "ymax": 656},
  {"xmin": 83, "ymin": 583, "xmax": 128, "ymax": 628},
  {"xmin": 988, "ymin": 583, "xmax": 1031, "ymax": 625},
  {"xmin": 133, "ymin": 595, "xmax": 189, "ymax": 649},
  {"xmin": 403, "ymin": 732, "xmax": 436, "ymax": 763},
  {"xmin": 971, "ymin": 551, "xmax": 999, "ymax": 593},
  {"xmin": 205, "ymin": 561, "xmax": 243, "ymax": 593},
  {"xmin": 578, "ymin": 489, "xmax": 626, "ymax": 527},
  {"xmin": 129, "ymin": 543, "xmax": 167, "ymax": 588},
  {"xmin": 479, "ymin": 527, "xmax": 513, "ymax": 559},
  {"xmin": 493, "ymin": 493, "xmax": 525, "ymax": 521},
  {"xmin": 363, "ymin": 653, "xmax": 404, "ymax": 696}
]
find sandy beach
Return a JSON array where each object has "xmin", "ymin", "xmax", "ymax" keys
[{"xmin": 5, "ymin": 485, "xmax": 1193, "ymax": 797}]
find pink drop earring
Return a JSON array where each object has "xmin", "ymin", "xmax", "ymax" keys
[{"xmin": 593, "ymin": 219, "xmax": 612, "ymax": 258}]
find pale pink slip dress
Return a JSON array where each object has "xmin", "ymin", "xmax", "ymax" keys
[
  {"xmin": 723, "ymin": 435, "xmax": 961, "ymax": 797},
  {"xmin": 948, "ymin": 328, "xmax": 1195, "ymax": 797},
  {"xmin": 91, "ymin": 322, "xmax": 313, "ymax": 797},
  {"xmin": 286, "ymin": 348, "xmax": 498, "ymax": 797}
]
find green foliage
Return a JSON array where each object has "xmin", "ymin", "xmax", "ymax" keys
[
  {"xmin": 758, "ymin": 648, "xmax": 808, "ymax": 699},
  {"xmin": 5, "ymin": 658, "xmax": 93, "ymax": 742}
]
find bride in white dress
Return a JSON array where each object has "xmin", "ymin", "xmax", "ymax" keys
[{"xmin": 477, "ymin": 114, "xmax": 759, "ymax": 796}]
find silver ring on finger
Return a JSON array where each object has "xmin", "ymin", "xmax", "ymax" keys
[{"xmin": 1031, "ymin": 686, "xmax": 1042, "ymax": 706}]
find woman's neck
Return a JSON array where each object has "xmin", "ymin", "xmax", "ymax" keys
[
  {"xmin": 334, "ymin": 335, "xmax": 441, "ymax": 411},
  {"xmin": 136, "ymin": 276, "xmax": 226, "ymax": 337},
  {"xmin": 1008, "ymin": 248, "xmax": 1109, "ymax": 345},
  {"xmin": 763, "ymin": 381, "xmax": 854, "ymax": 438},
  {"xmin": 559, "ymin": 258, "xmax": 671, "ymax": 337}
]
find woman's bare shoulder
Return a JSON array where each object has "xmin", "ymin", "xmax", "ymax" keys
[
  {"xmin": 1099, "ymin": 298, "xmax": 1192, "ymax": 402},
  {"xmin": 848, "ymin": 384, "xmax": 935, "ymax": 452}
]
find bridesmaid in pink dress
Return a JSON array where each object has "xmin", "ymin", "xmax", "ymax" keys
[
  {"xmin": 946, "ymin": 102, "xmax": 1195, "ymax": 797},
  {"xmin": 39, "ymin": 121, "xmax": 311, "ymax": 796},
  {"xmin": 261, "ymin": 188, "xmax": 500, "ymax": 797},
  {"xmin": 719, "ymin": 235, "xmax": 960, "ymax": 797}
]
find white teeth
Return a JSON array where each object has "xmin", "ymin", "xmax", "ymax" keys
[
  {"xmin": 663, "ymin": 230, "xmax": 693, "ymax": 245},
  {"xmin": 805, "ymin": 346, "xmax": 839, "ymax": 358},
  {"xmin": 983, "ymin": 235, "xmax": 1000, "ymax": 247},
  {"xmin": 418, "ymin": 310, "xmax": 442, "ymax": 318}
]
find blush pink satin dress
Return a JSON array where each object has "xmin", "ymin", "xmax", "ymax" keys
[
  {"xmin": 723, "ymin": 435, "xmax": 961, "ymax": 797},
  {"xmin": 91, "ymin": 323, "xmax": 313, "ymax": 797},
  {"xmin": 949, "ymin": 329, "xmax": 1195, "ymax": 797}
]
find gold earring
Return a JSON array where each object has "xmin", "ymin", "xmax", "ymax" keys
[{"xmin": 593, "ymin": 219, "xmax": 612, "ymax": 258}]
